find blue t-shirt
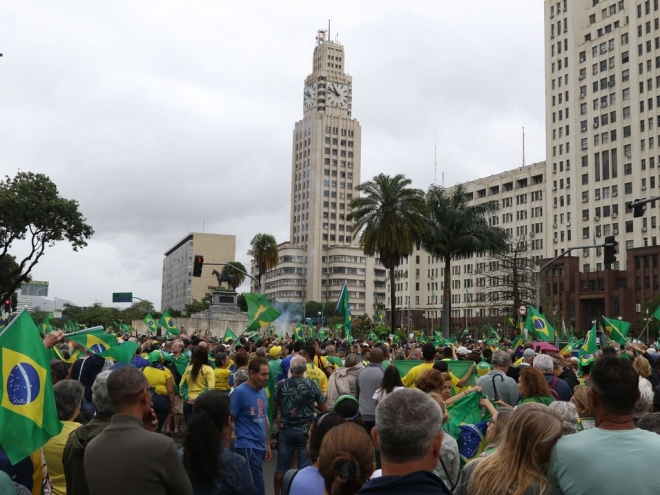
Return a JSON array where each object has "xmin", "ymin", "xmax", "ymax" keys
[
  {"xmin": 280, "ymin": 354, "xmax": 295, "ymax": 380},
  {"xmin": 231, "ymin": 383, "xmax": 268, "ymax": 450},
  {"xmin": 290, "ymin": 466, "xmax": 324, "ymax": 495}
]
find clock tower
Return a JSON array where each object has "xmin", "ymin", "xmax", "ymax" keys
[{"xmin": 289, "ymin": 29, "xmax": 362, "ymax": 302}]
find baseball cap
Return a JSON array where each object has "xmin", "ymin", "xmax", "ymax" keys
[
  {"xmin": 523, "ymin": 348, "xmax": 537, "ymax": 358},
  {"xmin": 456, "ymin": 346, "xmax": 469, "ymax": 355}
]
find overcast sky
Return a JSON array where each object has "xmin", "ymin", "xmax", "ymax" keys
[{"xmin": 0, "ymin": 1, "xmax": 546, "ymax": 309}]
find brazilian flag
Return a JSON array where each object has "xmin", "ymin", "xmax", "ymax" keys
[
  {"xmin": 159, "ymin": 310, "xmax": 180, "ymax": 336},
  {"xmin": 0, "ymin": 310, "xmax": 63, "ymax": 464},
  {"xmin": 40, "ymin": 317, "xmax": 53, "ymax": 336},
  {"xmin": 524, "ymin": 305, "xmax": 555, "ymax": 342},
  {"xmin": 50, "ymin": 346, "xmax": 80, "ymax": 365},
  {"xmin": 293, "ymin": 322, "xmax": 304, "ymax": 342},
  {"xmin": 143, "ymin": 314, "xmax": 158, "ymax": 333},
  {"xmin": 66, "ymin": 327, "xmax": 118, "ymax": 355},
  {"xmin": 224, "ymin": 328, "xmax": 238, "ymax": 343},
  {"xmin": 245, "ymin": 293, "xmax": 281, "ymax": 331}
]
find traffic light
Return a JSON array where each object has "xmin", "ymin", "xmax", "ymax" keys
[
  {"xmin": 604, "ymin": 235, "xmax": 618, "ymax": 266},
  {"xmin": 626, "ymin": 200, "xmax": 646, "ymax": 218},
  {"xmin": 193, "ymin": 254, "xmax": 204, "ymax": 277},
  {"xmin": 3, "ymin": 298, "xmax": 10, "ymax": 314}
]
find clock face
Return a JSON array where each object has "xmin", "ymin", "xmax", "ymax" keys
[
  {"xmin": 304, "ymin": 83, "xmax": 317, "ymax": 110},
  {"xmin": 326, "ymin": 82, "xmax": 349, "ymax": 108}
]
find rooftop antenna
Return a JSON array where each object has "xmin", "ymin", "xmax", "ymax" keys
[
  {"xmin": 522, "ymin": 126, "xmax": 526, "ymax": 167},
  {"xmin": 328, "ymin": 19, "xmax": 331, "ymax": 42},
  {"xmin": 202, "ymin": 219, "xmax": 205, "ymax": 233}
]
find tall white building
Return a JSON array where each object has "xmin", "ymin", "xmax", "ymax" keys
[
  {"xmin": 545, "ymin": 0, "xmax": 659, "ymax": 269},
  {"xmin": 252, "ymin": 31, "xmax": 385, "ymax": 315}
]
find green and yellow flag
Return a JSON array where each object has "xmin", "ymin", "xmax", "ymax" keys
[
  {"xmin": 50, "ymin": 346, "xmax": 80, "ymax": 365},
  {"xmin": 293, "ymin": 322, "xmax": 304, "ymax": 342},
  {"xmin": 579, "ymin": 326, "xmax": 598, "ymax": 357},
  {"xmin": 524, "ymin": 305, "xmax": 555, "ymax": 342},
  {"xmin": 245, "ymin": 293, "xmax": 281, "ymax": 331},
  {"xmin": 602, "ymin": 317, "xmax": 631, "ymax": 346},
  {"xmin": 653, "ymin": 304, "xmax": 660, "ymax": 321},
  {"xmin": 487, "ymin": 325, "xmax": 501, "ymax": 341},
  {"xmin": 0, "ymin": 310, "xmax": 63, "ymax": 464},
  {"xmin": 224, "ymin": 328, "xmax": 238, "ymax": 343},
  {"xmin": 100, "ymin": 342, "xmax": 139, "ymax": 364},
  {"xmin": 66, "ymin": 327, "xmax": 118, "ymax": 355},
  {"xmin": 40, "ymin": 316, "xmax": 53, "ymax": 336},
  {"xmin": 159, "ymin": 311, "xmax": 180, "ymax": 336},
  {"xmin": 143, "ymin": 314, "xmax": 158, "ymax": 333},
  {"xmin": 336, "ymin": 282, "xmax": 352, "ymax": 334},
  {"xmin": 511, "ymin": 334, "xmax": 525, "ymax": 350}
]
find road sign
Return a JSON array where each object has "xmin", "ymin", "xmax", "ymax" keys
[
  {"xmin": 519, "ymin": 305, "xmax": 527, "ymax": 316},
  {"xmin": 112, "ymin": 292, "xmax": 133, "ymax": 303}
]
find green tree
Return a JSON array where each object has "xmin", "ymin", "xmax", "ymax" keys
[
  {"xmin": 121, "ymin": 300, "xmax": 155, "ymax": 323},
  {"xmin": 422, "ymin": 184, "xmax": 508, "ymax": 337},
  {"xmin": 185, "ymin": 293, "xmax": 212, "ymax": 315},
  {"xmin": 348, "ymin": 174, "xmax": 427, "ymax": 332},
  {"xmin": 0, "ymin": 254, "xmax": 30, "ymax": 301},
  {"xmin": 248, "ymin": 233, "xmax": 278, "ymax": 291},
  {"xmin": 223, "ymin": 261, "xmax": 247, "ymax": 290},
  {"xmin": 0, "ymin": 172, "xmax": 94, "ymax": 295}
]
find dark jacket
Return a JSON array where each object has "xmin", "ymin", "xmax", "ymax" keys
[
  {"xmin": 558, "ymin": 368, "xmax": 579, "ymax": 393},
  {"xmin": 63, "ymin": 415, "xmax": 112, "ymax": 495},
  {"xmin": 358, "ymin": 470, "xmax": 451, "ymax": 495},
  {"xmin": 544, "ymin": 374, "xmax": 573, "ymax": 401}
]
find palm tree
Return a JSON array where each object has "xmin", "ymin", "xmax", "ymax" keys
[
  {"xmin": 248, "ymin": 233, "xmax": 278, "ymax": 291},
  {"xmin": 348, "ymin": 174, "xmax": 427, "ymax": 332},
  {"xmin": 222, "ymin": 261, "xmax": 247, "ymax": 290},
  {"xmin": 422, "ymin": 184, "xmax": 508, "ymax": 338}
]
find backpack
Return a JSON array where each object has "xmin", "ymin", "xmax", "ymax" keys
[
  {"xmin": 280, "ymin": 469, "xmax": 299, "ymax": 495},
  {"xmin": 549, "ymin": 376, "xmax": 561, "ymax": 400}
]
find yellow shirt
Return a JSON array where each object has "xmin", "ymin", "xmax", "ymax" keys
[
  {"xmin": 402, "ymin": 362, "xmax": 434, "ymax": 388},
  {"xmin": 143, "ymin": 366, "xmax": 173, "ymax": 395},
  {"xmin": 43, "ymin": 421, "xmax": 81, "ymax": 495},
  {"xmin": 214, "ymin": 368, "xmax": 232, "ymax": 391},
  {"xmin": 305, "ymin": 363, "xmax": 328, "ymax": 393},
  {"xmin": 180, "ymin": 364, "xmax": 215, "ymax": 400}
]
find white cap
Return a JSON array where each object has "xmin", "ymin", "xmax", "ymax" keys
[{"xmin": 456, "ymin": 346, "xmax": 469, "ymax": 355}]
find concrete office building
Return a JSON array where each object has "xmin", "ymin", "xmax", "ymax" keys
[
  {"xmin": 252, "ymin": 30, "xmax": 385, "ymax": 315},
  {"xmin": 162, "ymin": 233, "xmax": 236, "ymax": 312}
]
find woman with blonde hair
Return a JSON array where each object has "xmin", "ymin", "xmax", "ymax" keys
[
  {"xmin": 570, "ymin": 385, "xmax": 596, "ymax": 431},
  {"xmin": 454, "ymin": 403, "xmax": 564, "ymax": 495},
  {"xmin": 633, "ymin": 355, "xmax": 652, "ymax": 379},
  {"xmin": 317, "ymin": 422, "xmax": 374, "ymax": 495}
]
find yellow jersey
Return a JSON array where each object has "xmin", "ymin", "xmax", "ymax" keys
[
  {"xmin": 305, "ymin": 363, "xmax": 328, "ymax": 393},
  {"xmin": 214, "ymin": 367, "xmax": 232, "ymax": 392}
]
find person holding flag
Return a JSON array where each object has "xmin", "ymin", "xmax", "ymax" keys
[{"xmin": 336, "ymin": 282, "xmax": 353, "ymax": 344}]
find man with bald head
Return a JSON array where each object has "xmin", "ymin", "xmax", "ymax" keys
[{"xmin": 356, "ymin": 347, "xmax": 385, "ymax": 434}]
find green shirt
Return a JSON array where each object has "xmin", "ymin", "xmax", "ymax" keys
[{"xmin": 518, "ymin": 395, "xmax": 555, "ymax": 406}]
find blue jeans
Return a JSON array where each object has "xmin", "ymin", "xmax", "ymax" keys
[
  {"xmin": 235, "ymin": 447, "xmax": 266, "ymax": 495},
  {"xmin": 151, "ymin": 394, "xmax": 170, "ymax": 433},
  {"xmin": 276, "ymin": 428, "xmax": 311, "ymax": 473}
]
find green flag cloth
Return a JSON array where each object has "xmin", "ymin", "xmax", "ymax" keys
[
  {"xmin": 511, "ymin": 334, "xmax": 525, "ymax": 350},
  {"xmin": 159, "ymin": 311, "xmax": 180, "ymax": 336},
  {"xmin": 368, "ymin": 330, "xmax": 379, "ymax": 342},
  {"xmin": 602, "ymin": 317, "xmax": 631, "ymax": 345},
  {"xmin": 101, "ymin": 341, "xmax": 139, "ymax": 363},
  {"xmin": 487, "ymin": 325, "xmax": 501, "ymax": 341},
  {"xmin": 445, "ymin": 391, "xmax": 486, "ymax": 440},
  {"xmin": 579, "ymin": 326, "xmax": 598, "ymax": 357},
  {"xmin": 345, "ymin": 326, "xmax": 354, "ymax": 345},
  {"xmin": 66, "ymin": 327, "xmax": 118, "ymax": 354},
  {"xmin": 245, "ymin": 293, "xmax": 281, "ymax": 331},
  {"xmin": 653, "ymin": 304, "xmax": 660, "ymax": 321},
  {"xmin": 224, "ymin": 328, "xmax": 238, "ymax": 343},
  {"xmin": 50, "ymin": 346, "xmax": 80, "ymax": 365},
  {"xmin": 336, "ymin": 282, "xmax": 352, "ymax": 333},
  {"xmin": 143, "ymin": 314, "xmax": 158, "ymax": 333},
  {"xmin": 294, "ymin": 322, "xmax": 304, "ymax": 341},
  {"xmin": 306, "ymin": 321, "xmax": 315, "ymax": 339},
  {"xmin": 318, "ymin": 328, "xmax": 327, "ymax": 341},
  {"xmin": 40, "ymin": 317, "xmax": 53, "ymax": 336},
  {"xmin": 0, "ymin": 310, "xmax": 63, "ymax": 464},
  {"xmin": 524, "ymin": 305, "xmax": 555, "ymax": 342}
]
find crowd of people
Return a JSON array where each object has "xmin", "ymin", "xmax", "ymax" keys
[{"xmin": 2, "ymin": 328, "xmax": 660, "ymax": 495}]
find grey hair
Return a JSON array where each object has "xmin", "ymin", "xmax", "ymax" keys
[
  {"xmin": 92, "ymin": 370, "xmax": 115, "ymax": 416},
  {"xmin": 548, "ymin": 400, "xmax": 579, "ymax": 435},
  {"xmin": 326, "ymin": 345, "xmax": 336, "ymax": 355},
  {"xmin": 344, "ymin": 352, "xmax": 360, "ymax": 368},
  {"xmin": 394, "ymin": 351, "xmax": 406, "ymax": 361},
  {"xmin": 634, "ymin": 377, "xmax": 654, "ymax": 418},
  {"xmin": 637, "ymin": 412, "xmax": 660, "ymax": 434},
  {"xmin": 290, "ymin": 356, "xmax": 307, "ymax": 375},
  {"xmin": 375, "ymin": 388, "xmax": 443, "ymax": 463},
  {"xmin": 491, "ymin": 350, "xmax": 511, "ymax": 367},
  {"xmin": 234, "ymin": 369, "xmax": 249, "ymax": 388},
  {"xmin": 533, "ymin": 354, "xmax": 554, "ymax": 374},
  {"xmin": 53, "ymin": 379, "xmax": 85, "ymax": 421}
]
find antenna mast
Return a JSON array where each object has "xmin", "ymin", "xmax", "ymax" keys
[
  {"xmin": 328, "ymin": 19, "xmax": 331, "ymax": 42},
  {"xmin": 522, "ymin": 126, "xmax": 526, "ymax": 167}
]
